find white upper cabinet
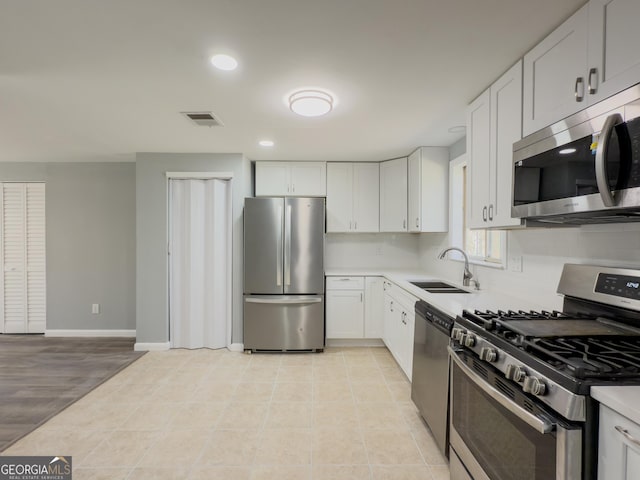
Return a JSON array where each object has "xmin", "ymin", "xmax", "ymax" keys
[
  {"xmin": 326, "ymin": 162, "xmax": 379, "ymax": 233},
  {"xmin": 467, "ymin": 90, "xmax": 492, "ymax": 229},
  {"xmin": 523, "ymin": 5, "xmax": 588, "ymax": 136},
  {"xmin": 407, "ymin": 147, "xmax": 449, "ymax": 233},
  {"xmin": 326, "ymin": 163, "xmax": 353, "ymax": 232},
  {"xmin": 523, "ymin": 0, "xmax": 640, "ymax": 136},
  {"xmin": 255, "ymin": 161, "xmax": 326, "ymax": 197},
  {"xmin": 468, "ymin": 61, "xmax": 523, "ymax": 229},
  {"xmin": 379, "ymin": 157, "xmax": 408, "ymax": 232},
  {"xmin": 588, "ymin": 0, "xmax": 640, "ymax": 103}
]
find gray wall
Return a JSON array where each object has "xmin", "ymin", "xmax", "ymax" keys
[
  {"xmin": 0, "ymin": 163, "xmax": 136, "ymax": 330},
  {"xmin": 136, "ymin": 153, "xmax": 250, "ymax": 345}
]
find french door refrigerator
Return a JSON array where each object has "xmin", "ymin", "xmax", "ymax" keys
[{"xmin": 243, "ymin": 197, "xmax": 325, "ymax": 352}]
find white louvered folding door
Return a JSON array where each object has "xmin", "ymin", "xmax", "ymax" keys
[{"xmin": 0, "ymin": 183, "xmax": 46, "ymax": 333}]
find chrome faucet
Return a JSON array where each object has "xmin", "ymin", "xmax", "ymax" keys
[{"xmin": 437, "ymin": 247, "xmax": 479, "ymax": 290}]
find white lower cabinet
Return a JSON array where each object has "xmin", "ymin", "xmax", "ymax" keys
[
  {"xmin": 364, "ymin": 277, "xmax": 384, "ymax": 338},
  {"xmin": 326, "ymin": 289, "xmax": 364, "ymax": 338},
  {"xmin": 382, "ymin": 280, "xmax": 417, "ymax": 379},
  {"xmin": 326, "ymin": 276, "xmax": 382, "ymax": 339},
  {"xmin": 599, "ymin": 405, "xmax": 640, "ymax": 480}
]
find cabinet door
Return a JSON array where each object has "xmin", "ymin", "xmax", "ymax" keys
[
  {"xmin": 364, "ymin": 277, "xmax": 384, "ymax": 338},
  {"xmin": 399, "ymin": 307, "xmax": 415, "ymax": 379},
  {"xmin": 379, "ymin": 157, "xmax": 408, "ymax": 232},
  {"xmin": 489, "ymin": 60, "xmax": 523, "ymax": 228},
  {"xmin": 407, "ymin": 150, "xmax": 421, "ymax": 232},
  {"xmin": 588, "ymin": 0, "xmax": 640, "ymax": 103},
  {"xmin": 598, "ymin": 405, "xmax": 640, "ymax": 480},
  {"xmin": 353, "ymin": 163, "xmax": 380, "ymax": 232},
  {"xmin": 419, "ymin": 147, "xmax": 449, "ymax": 232},
  {"xmin": 522, "ymin": 4, "xmax": 588, "ymax": 136},
  {"xmin": 466, "ymin": 89, "xmax": 491, "ymax": 229},
  {"xmin": 326, "ymin": 290, "xmax": 364, "ymax": 338},
  {"xmin": 383, "ymin": 290, "xmax": 395, "ymax": 350},
  {"xmin": 255, "ymin": 162, "xmax": 291, "ymax": 196},
  {"xmin": 326, "ymin": 163, "xmax": 353, "ymax": 232},
  {"xmin": 290, "ymin": 162, "xmax": 326, "ymax": 196}
]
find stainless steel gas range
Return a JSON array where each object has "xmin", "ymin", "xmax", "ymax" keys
[{"xmin": 448, "ymin": 264, "xmax": 640, "ymax": 480}]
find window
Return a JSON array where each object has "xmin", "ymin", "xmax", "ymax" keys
[{"xmin": 449, "ymin": 156, "xmax": 505, "ymax": 266}]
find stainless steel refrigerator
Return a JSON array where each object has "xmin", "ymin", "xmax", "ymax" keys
[{"xmin": 243, "ymin": 197, "xmax": 325, "ymax": 352}]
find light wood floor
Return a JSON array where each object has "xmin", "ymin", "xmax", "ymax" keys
[
  {"xmin": 0, "ymin": 335, "xmax": 144, "ymax": 451},
  {"xmin": 2, "ymin": 347, "xmax": 450, "ymax": 480}
]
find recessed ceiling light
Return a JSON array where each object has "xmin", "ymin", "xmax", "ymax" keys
[
  {"xmin": 289, "ymin": 90, "xmax": 333, "ymax": 117},
  {"xmin": 210, "ymin": 54, "xmax": 238, "ymax": 71},
  {"xmin": 259, "ymin": 140, "xmax": 274, "ymax": 147},
  {"xmin": 448, "ymin": 125, "xmax": 466, "ymax": 134},
  {"xmin": 559, "ymin": 148, "xmax": 577, "ymax": 155}
]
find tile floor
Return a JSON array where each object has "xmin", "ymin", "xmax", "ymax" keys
[{"xmin": 2, "ymin": 347, "xmax": 450, "ymax": 480}]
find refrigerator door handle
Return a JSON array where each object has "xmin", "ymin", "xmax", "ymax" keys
[
  {"xmin": 284, "ymin": 204, "xmax": 292, "ymax": 286},
  {"xmin": 276, "ymin": 205, "xmax": 283, "ymax": 286},
  {"xmin": 245, "ymin": 297, "xmax": 322, "ymax": 305}
]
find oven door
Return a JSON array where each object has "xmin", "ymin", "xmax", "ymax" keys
[{"xmin": 449, "ymin": 348, "xmax": 583, "ymax": 480}]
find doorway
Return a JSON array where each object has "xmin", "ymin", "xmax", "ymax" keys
[
  {"xmin": 167, "ymin": 174, "xmax": 232, "ymax": 349},
  {"xmin": 0, "ymin": 182, "xmax": 46, "ymax": 334}
]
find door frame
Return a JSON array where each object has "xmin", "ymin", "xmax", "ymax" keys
[{"xmin": 165, "ymin": 172, "xmax": 234, "ymax": 348}]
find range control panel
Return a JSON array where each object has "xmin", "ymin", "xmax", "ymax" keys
[{"xmin": 596, "ymin": 273, "xmax": 640, "ymax": 300}]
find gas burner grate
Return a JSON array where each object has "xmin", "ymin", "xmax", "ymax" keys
[{"xmin": 528, "ymin": 336, "xmax": 640, "ymax": 379}]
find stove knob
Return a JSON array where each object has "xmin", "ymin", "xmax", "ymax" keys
[
  {"xmin": 451, "ymin": 327, "xmax": 462, "ymax": 340},
  {"xmin": 464, "ymin": 333, "xmax": 476, "ymax": 348},
  {"xmin": 505, "ymin": 364, "xmax": 526, "ymax": 382},
  {"xmin": 451, "ymin": 328, "xmax": 465, "ymax": 342},
  {"xmin": 479, "ymin": 347, "xmax": 498, "ymax": 362},
  {"xmin": 523, "ymin": 376, "xmax": 547, "ymax": 396}
]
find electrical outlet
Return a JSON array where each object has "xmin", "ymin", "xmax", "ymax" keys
[
  {"xmin": 509, "ymin": 255, "xmax": 523, "ymax": 273},
  {"xmin": 92, "ymin": 304, "xmax": 100, "ymax": 314}
]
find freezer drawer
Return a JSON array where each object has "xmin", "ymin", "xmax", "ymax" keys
[{"xmin": 243, "ymin": 295, "xmax": 325, "ymax": 352}]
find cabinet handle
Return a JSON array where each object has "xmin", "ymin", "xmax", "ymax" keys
[
  {"xmin": 482, "ymin": 206, "xmax": 487, "ymax": 222},
  {"xmin": 354, "ymin": 221, "xmax": 357, "ymax": 230},
  {"xmin": 360, "ymin": 293, "xmax": 363, "ymax": 302},
  {"xmin": 416, "ymin": 218, "xmax": 419, "ymax": 228},
  {"xmin": 292, "ymin": 184, "xmax": 295, "ymax": 193},
  {"xmin": 349, "ymin": 221, "xmax": 352, "ymax": 230},
  {"xmin": 488, "ymin": 204, "xmax": 494, "ymax": 221},
  {"xmin": 287, "ymin": 185, "xmax": 290, "ymax": 193},
  {"xmin": 575, "ymin": 77, "xmax": 584, "ymax": 102},
  {"xmin": 615, "ymin": 426, "xmax": 640, "ymax": 448},
  {"xmin": 588, "ymin": 68, "xmax": 598, "ymax": 95},
  {"xmin": 390, "ymin": 301, "xmax": 394, "ymax": 312},
  {"xmin": 403, "ymin": 219, "xmax": 406, "ymax": 229}
]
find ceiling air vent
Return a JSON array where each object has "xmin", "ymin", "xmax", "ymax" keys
[{"xmin": 182, "ymin": 111, "xmax": 224, "ymax": 127}]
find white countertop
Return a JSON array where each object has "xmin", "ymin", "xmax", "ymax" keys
[
  {"xmin": 325, "ymin": 268, "xmax": 546, "ymax": 318},
  {"xmin": 591, "ymin": 386, "xmax": 640, "ymax": 424}
]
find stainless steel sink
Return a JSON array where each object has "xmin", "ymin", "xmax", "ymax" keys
[{"xmin": 410, "ymin": 281, "xmax": 470, "ymax": 294}]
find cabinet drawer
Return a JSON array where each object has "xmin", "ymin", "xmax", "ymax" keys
[{"xmin": 326, "ymin": 276, "xmax": 364, "ymax": 290}]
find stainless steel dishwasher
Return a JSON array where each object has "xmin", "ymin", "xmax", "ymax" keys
[{"xmin": 411, "ymin": 300, "xmax": 454, "ymax": 458}]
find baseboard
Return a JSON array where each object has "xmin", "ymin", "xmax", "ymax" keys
[
  {"xmin": 45, "ymin": 329, "xmax": 136, "ymax": 338},
  {"xmin": 227, "ymin": 343, "xmax": 244, "ymax": 352},
  {"xmin": 134, "ymin": 342, "xmax": 170, "ymax": 351},
  {"xmin": 326, "ymin": 338, "xmax": 385, "ymax": 347}
]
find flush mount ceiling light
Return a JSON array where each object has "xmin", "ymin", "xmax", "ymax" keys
[
  {"xmin": 559, "ymin": 148, "xmax": 577, "ymax": 155},
  {"xmin": 289, "ymin": 90, "xmax": 333, "ymax": 117},
  {"xmin": 448, "ymin": 125, "xmax": 466, "ymax": 134},
  {"xmin": 210, "ymin": 54, "xmax": 238, "ymax": 71},
  {"xmin": 259, "ymin": 140, "xmax": 274, "ymax": 147}
]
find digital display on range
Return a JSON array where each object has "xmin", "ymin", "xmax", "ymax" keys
[{"xmin": 595, "ymin": 273, "xmax": 640, "ymax": 300}]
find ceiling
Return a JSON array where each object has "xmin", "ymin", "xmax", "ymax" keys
[{"xmin": 0, "ymin": 0, "xmax": 586, "ymax": 163}]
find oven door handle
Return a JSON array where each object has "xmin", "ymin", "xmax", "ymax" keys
[{"xmin": 449, "ymin": 347, "xmax": 556, "ymax": 434}]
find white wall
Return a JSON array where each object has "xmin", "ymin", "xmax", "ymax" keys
[
  {"xmin": 325, "ymin": 233, "xmax": 421, "ymax": 270},
  {"xmin": 418, "ymin": 225, "xmax": 640, "ymax": 310}
]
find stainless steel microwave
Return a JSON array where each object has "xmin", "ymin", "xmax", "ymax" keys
[{"xmin": 512, "ymin": 84, "xmax": 640, "ymax": 225}]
